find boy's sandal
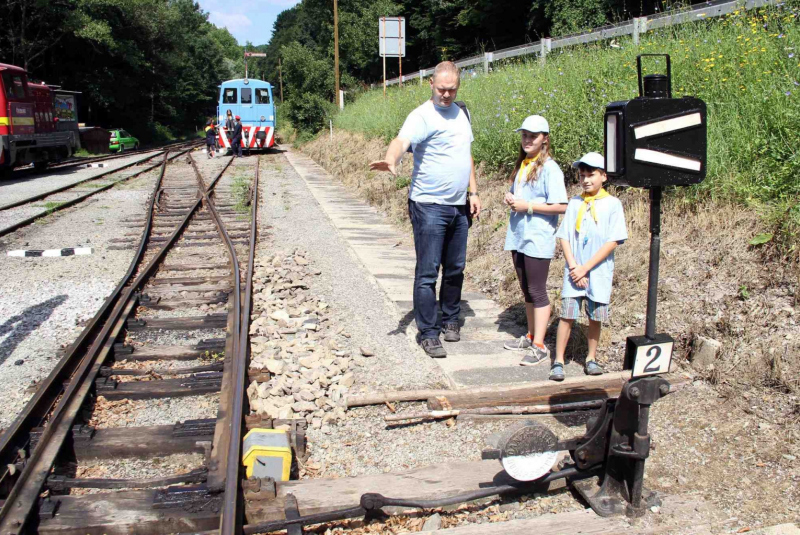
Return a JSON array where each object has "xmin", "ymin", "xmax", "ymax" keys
[
  {"xmin": 549, "ymin": 362, "xmax": 565, "ymax": 382},
  {"xmin": 584, "ymin": 360, "xmax": 604, "ymax": 376}
]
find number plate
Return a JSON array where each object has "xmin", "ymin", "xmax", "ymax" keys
[{"xmin": 625, "ymin": 333, "xmax": 674, "ymax": 378}]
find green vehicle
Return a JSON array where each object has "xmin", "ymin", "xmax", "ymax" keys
[{"xmin": 109, "ymin": 129, "xmax": 139, "ymax": 152}]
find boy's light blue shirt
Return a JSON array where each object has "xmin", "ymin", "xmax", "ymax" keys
[
  {"xmin": 398, "ymin": 100, "xmax": 474, "ymax": 205},
  {"xmin": 503, "ymin": 159, "xmax": 569, "ymax": 259},
  {"xmin": 555, "ymin": 194, "xmax": 628, "ymax": 304}
]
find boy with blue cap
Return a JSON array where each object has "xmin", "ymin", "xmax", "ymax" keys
[{"xmin": 550, "ymin": 152, "xmax": 628, "ymax": 381}]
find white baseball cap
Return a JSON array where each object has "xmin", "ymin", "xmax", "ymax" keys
[
  {"xmin": 572, "ymin": 152, "xmax": 605, "ymax": 170},
  {"xmin": 515, "ymin": 115, "xmax": 549, "ymax": 134}
]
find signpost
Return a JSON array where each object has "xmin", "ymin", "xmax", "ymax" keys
[
  {"xmin": 379, "ymin": 16, "xmax": 406, "ymax": 96},
  {"xmin": 243, "ymin": 51, "xmax": 266, "ymax": 80}
]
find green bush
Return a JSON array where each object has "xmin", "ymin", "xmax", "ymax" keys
[
  {"xmin": 336, "ymin": 3, "xmax": 800, "ymax": 207},
  {"xmin": 287, "ymin": 93, "xmax": 336, "ymax": 134}
]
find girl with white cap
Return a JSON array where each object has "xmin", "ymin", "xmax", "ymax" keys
[{"xmin": 502, "ymin": 115, "xmax": 568, "ymax": 366}]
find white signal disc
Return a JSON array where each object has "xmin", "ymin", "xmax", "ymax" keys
[{"xmin": 502, "ymin": 451, "xmax": 559, "ymax": 482}]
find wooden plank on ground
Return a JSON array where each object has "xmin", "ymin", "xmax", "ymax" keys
[
  {"xmin": 347, "ymin": 372, "xmax": 688, "ymax": 410},
  {"xmin": 126, "ymin": 313, "xmax": 228, "ymax": 331},
  {"xmin": 37, "ymin": 490, "xmax": 219, "ymax": 535},
  {"xmin": 116, "ymin": 342, "xmax": 224, "ymax": 361},
  {"xmin": 74, "ymin": 424, "xmax": 211, "ymax": 460},
  {"xmin": 413, "ymin": 494, "xmax": 720, "ymax": 534},
  {"xmin": 98, "ymin": 376, "xmax": 221, "ymax": 400},
  {"xmin": 149, "ymin": 275, "xmax": 229, "ymax": 286},
  {"xmin": 244, "ymin": 460, "xmax": 566, "ymax": 523},
  {"xmin": 144, "ymin": 284, "xmax": 232, "ymax": 294},
  {"xmin": 160, "ymin": 263, "xmax": 230, "ymax": 272},
  {"xmin": 140, "ymin": 296, "xmax": 228, "ymax": 311}
]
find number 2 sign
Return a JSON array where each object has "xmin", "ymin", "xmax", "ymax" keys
[{"xmin": 624, "ymin": 334, "xmax": 674, "ymax": 378}]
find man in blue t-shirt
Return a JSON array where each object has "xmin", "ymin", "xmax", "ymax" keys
[{"xmin": 369, "ymin": 61, "xmax": 481, "ymax": 358}]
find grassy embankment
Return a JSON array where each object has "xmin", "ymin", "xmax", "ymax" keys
[{"xmin": 304, "ymin": 3, "xmax": 800, "ymax": 393}]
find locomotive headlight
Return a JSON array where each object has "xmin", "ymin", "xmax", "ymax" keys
[{"xmin": 260, "ymin": 116, "xmax": 266, "ymax": 122}]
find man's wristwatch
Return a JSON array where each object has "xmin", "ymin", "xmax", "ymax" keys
[{"xmin": 468, "ymin": 192, "xmax": 479, "ymax": 197}]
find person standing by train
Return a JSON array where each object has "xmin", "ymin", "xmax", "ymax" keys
[
  {"xmin": 369, "ymin": 61, "xmax": 480, "ymax": 358},
  {"xmin": 231, "ymin": 115, "xmax": 243, "ymax": 158},
  {"xmin": 204, "ymin": 119, "xmax": 217, "ymax": 158},
  {"xmin": 224, "ymin": 109, "xmax": 235, "ymax": 131}
]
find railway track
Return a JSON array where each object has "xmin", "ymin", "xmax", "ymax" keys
[
  {"xmin": 0, "ymin": 152, "xmax": 259, "ymax": 534},
  {"xmin": 0, "ymin": 140, "xmax": 203, "ymax": 238},
  {"xmin": 8, "ymin": 138, "xmax": 203, "ymax": 180}
]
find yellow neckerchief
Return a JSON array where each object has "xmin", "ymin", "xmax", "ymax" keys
[
  {"xmin": 576, "ymin": 188, "xmax": 610, "ymax": 232},
  {"xmin": 516, "ymin": 153, "xmax": 541, "ymax": 183}
]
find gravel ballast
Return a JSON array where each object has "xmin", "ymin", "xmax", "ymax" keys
[
  {"xmin": 0, "ymin": 150, "xmax": 164, "ymax": 207},
  {"xmin": 0, "ymin": 168, "xmax": 164, "ymax": 429}
]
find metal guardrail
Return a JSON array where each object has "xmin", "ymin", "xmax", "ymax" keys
[{"xmin": 384, "ymin": 0, "xmax": 779, "ymax": 86}]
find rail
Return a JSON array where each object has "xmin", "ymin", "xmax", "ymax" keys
[
  {"xmin": 0, "ymin": 150, "xmax": 244, "ymax": 534},
  {"xmin": 383, "ymin": 0, "xmax": 779, "ymax": 86},
  {"xmin": 0, "ymin": 141, "xmax": 203, "ymax": 238}
]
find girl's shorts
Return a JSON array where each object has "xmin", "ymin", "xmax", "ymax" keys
[{"xmin": 561, "ymin": 297, "xmax": 610, "ymax": 323}]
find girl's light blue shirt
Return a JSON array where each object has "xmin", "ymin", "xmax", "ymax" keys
[
  {"xmin": 503, "ymin": 158, "xmax": 568, "ymax": 259},
  {"xmin": 555, "ymin": 195, "xmax": 628, "ymax": 304}
]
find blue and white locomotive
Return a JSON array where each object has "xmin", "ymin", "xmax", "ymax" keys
[{"xmin": 217, "ymin": 78, "xmax": 276, "ymax": 151}]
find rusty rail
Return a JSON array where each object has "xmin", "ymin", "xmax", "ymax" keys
[{"xmin": 0, "ymin": 150, "xmax": 231, "ymax": 534}]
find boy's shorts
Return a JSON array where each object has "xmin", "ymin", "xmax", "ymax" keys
[{"xmin": 561, "ymin": 297, "xmax": 610, "ymax": 322}]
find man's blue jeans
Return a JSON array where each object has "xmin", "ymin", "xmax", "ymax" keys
[{"xmin": 408, "ymin": 200, "xmax": 469, "ymax": 340}]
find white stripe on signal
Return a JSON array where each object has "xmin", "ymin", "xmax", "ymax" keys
[
  {"xmin": 634, "ymin": 113, "xmax": 702, "ymax": 139},
  {"xmin": 634, "ymin": 149, "xmax": 702, "ymax": 171}
]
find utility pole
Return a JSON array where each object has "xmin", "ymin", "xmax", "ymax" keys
[
  {"xmin": 278, "ymin": 58, "xmax": 284, "ymax": 102},
  {"xmin": 398, "ymin": 18, "xmax": 403, "ymax": 87},
  {"xmin": 382, "ymin": 17, "xmax": 387, "ymax": 98},
  {"xmin": 333, "ymin": 0, "xmax": 340, "ymax": 105}
]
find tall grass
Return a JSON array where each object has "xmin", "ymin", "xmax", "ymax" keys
[{"xmin": 335, "ymin": 3, "xmax": 799, "ymax": 209}]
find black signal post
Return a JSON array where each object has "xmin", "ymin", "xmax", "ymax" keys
[{"xmin": 590, "ymin": 55, "xmax": 708, "ymax": 515}]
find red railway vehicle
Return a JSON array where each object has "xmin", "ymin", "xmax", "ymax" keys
[{"xmin": 0, "ymin": 63, "xmax": 81, "ymax": 175}]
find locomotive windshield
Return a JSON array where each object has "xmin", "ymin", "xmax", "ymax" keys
[
  {"xmin": 222, "ymin": 87, "xmax": 237, "ymax": 104},
  {"xmin": 256, "ymin": 88, "xmax": 270, "ymax": 104},
  {"xmin": 241, "ymin": 87, "xmax": 252, "ymax": 104},
  {"xmin": 2, "ymin": 72, "xmax": 27, "ymax": 99}
]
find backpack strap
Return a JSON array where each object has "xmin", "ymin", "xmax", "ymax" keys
[{"xmin": 454, "ymin": 100, "xmax": 471, "ymax": 123}]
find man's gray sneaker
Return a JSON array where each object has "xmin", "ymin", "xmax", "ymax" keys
[
  {"xmin": 421, "ymin": 337, "xmax": 447, "ymax": 358},
  {"xmin": 443, "ymin": 323, "xmax": 460, "ymax": 342},
  {"xmin": 504, "ymin": 335, "xmax": 532, "ymax": 351},
  {"xmin": 520, "ymin": 344, "xmax": 550, "ymax": 366}
]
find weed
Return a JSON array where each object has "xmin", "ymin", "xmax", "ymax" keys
[
  {"xmin": 395, "ymin": 176, "xmax": 411, "ymax": 190},
  {"xmin": 739, "ymin": 284, "xmax": 751, "ymax": 300},
  {"xmin": 231, "ymin": 172, "xmax": 252, "ymax": 215},
  {"xmin": 42, "ymin": 201, "xmax": 65, "ymax": 214},
  {"xmin": 335, "ymin": 2, "xmax": 800, "ymax": 247}
]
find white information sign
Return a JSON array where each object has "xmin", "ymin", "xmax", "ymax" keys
[
  {"xmin": 379, "ymin": 16, "xmax": 406, "ymax": 57},
  {"xmin": 632, "ymin": 340, "xmax": 673, "ymax": 377}
]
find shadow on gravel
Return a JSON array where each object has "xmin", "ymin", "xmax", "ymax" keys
[{"xmin": 0, "ymin": 295, "xmax": 68, "ymax": 366}]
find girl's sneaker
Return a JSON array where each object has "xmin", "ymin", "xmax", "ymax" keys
[
  {"xmin": 520, "ymin": 344, "xmax": 550, "ymax": 366},
  {"xmin": 584, "ymin": 360, "xmax": 604, "ymax": 376},
  {"xmin": 549, "ymin": 362, "xmax": 565, "ymax": 381},
  {"xmin": 504, "ymin": 335, "xmax": 532, "ymax": 351}
]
